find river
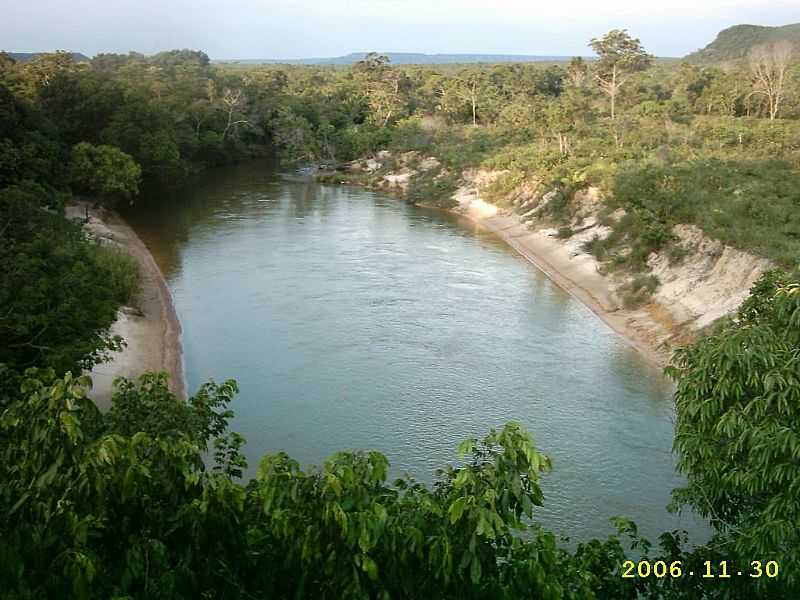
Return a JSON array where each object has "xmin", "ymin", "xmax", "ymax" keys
[{"xmin": 124, "ymin": 160, "xmax": 707, "ymax": 543}]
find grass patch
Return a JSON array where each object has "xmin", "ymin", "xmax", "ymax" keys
[
  {"xmin": 611, "ymin": 158, "xmax": 800, "ymax": 267},
  {"xmin": 92, "ymin": 244, "xmax": 141, "ymax": 305}
]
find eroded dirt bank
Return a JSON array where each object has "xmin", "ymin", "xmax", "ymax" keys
[{"xmin": 334, "ymin": 154, "xmax": 771, "ymax": 367}]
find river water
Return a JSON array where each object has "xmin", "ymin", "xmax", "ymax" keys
[{"xmin": 125, "ymin": 160, "xmax": 706, "ymax": 543}]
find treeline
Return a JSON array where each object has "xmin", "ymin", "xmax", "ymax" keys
[
  {"xmin": 0, "ymin": 49, "xmax": 271, "ymax": 188},
  {"xmin": 249, "ymin": 33, "xmax": 800, "ymax": 269}
]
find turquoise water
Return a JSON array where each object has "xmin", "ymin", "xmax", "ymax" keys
[{"xmin": 126, "ymin": 161, "xmax": 706, "ymax": 543}]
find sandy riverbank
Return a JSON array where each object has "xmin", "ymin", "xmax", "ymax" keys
[
  {"xmin": 458, "ymin": 209, "xmax": 672, "ymax": 367},
  {"xmin": 66, "ymin": 203, "xmax": 185, "ymax": 408},
  {"xmin": 329, "ymin": 153, "xmax": 769, "ymax": 368},
  {"xmin": 332, "ymin": 157, "xmax": 674, "ymax": 367}
]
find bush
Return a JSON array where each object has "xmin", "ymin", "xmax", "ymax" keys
[
  {"xmin": 622, "ymin": 274, "xmax": 660, "ymax": 308},
  {"xmin": 582, "ymin": 234, "xmax": 608, "ymax": 260},
  {"xmin": 611, "ymin": 158, "xmax": 800, "ymax": 267},
  {"xmin": 91, "ymin": 244, "xmax": 141, "ymax": 305},
  {"xmin": 405, "ymin": 168, "xmax": 459, "ymax": 208},
  {"xmin": 557, "ymin": 226, "xmax": 574, "ymax": 238}
]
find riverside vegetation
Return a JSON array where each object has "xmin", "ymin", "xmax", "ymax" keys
[{"xmin": 1, "ymin": 26, "xmax": 799, "ymax": 598}]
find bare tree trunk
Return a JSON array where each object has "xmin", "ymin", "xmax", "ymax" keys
[
  {"xmin": 471, "ymin": 81, "xmax": 478, "ymax": 126},
  {"xmin": 221, "ymin": 88, "xmax": 249, "ymax": 140},
  {"xmin": 558, "ymin": 133, "xmax": 569, "ymax": 156},
  {"xmin": 750, "ymin": 41, "xmax": 793, "ymax": 121},
  {"xmin": 610, "ymin": 67, "xmax": 617, "ymax": 120},
  {"xmin": 595, "ymin": 65, "xmax": 623, "ymax": 121}
]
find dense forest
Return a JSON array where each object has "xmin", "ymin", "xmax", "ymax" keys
[{"xmin": 1, "ymin": 28, "xmax": 800, "ymax": 598}]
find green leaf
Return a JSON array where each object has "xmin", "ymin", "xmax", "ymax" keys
[{"xmin": 449, "ymin": 497, "xmax": 467, "ymax": 524}]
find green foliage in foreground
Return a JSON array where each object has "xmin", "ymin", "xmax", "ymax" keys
[
  {"xmin": 0, "ymin": 371, "xmax": 634, "ymax": 599},
  {"xmin": 3, "ymin": 271, "xmax": 800, "ymax": 600},
  {"xmin": 669, "ymin": 270, "xmax": 800, "ymax": 591}
]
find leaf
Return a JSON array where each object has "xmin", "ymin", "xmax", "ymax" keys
[
  {"xmin": 361, "ymin": 555, "xmax": 378, "ymax": 581},
  {"xmin": 36, "ymin": 461, "xmax": 58, "ymax": 489},
  {"xmin": 449, "ymin": 497, "xmax": 467, "ymax": 524},
  {"xmin": 457, "ymin": 438, "xmax": 477, "ymax": 458},
  {"xmin": 470, "ymin": 555, "xmax": 482, "ymax": 584}
]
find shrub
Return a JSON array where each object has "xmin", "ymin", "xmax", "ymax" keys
[
  {"xmin": 557, "ymin": 226, "xmax": 574, "ymax": 238},
  {"xmin": 622, "ymin": 274, "xmax": 660, "ymax": 308},
  {"xmin": 91, "ymin": 244, "xmax": 141, "ymax": 305}
]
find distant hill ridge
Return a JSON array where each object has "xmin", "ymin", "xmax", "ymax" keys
[
  {"xmin": 685, "ymin": 23, "xmax": 800, "ymax": 63},
  {"xmin": 4, "ymin": 51, "xmax": 90, "ymax": 63},
  {"xmin": 215, "ymin": 52, "xmax": 579, "ymax": 66}
]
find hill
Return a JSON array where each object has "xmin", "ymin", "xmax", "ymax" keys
[
  {"xmin": 215, "ymin": 52, "xmax": 577, "ymax": 66},
  {"xmin": 4, "ymin": 51, "xmax": 90, "ymax": 63},
  {"xmin": 685, "ymin": 23, "xmax": 800, "ymax": 63}
]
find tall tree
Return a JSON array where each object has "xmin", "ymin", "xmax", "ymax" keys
[
  {"xmin": 749, "ymin": 41, "xmax": 794, "ymax": 121},
  {"xmin": 220, "ymin": 87, "xmax": 249, "ymax": 140},
  {"xmin": 353, "ymin": 53, "xmax": 408, "ymax": 128},
  {"xmin": 0, "ymin": 184, "xmax": 139, "ymax": 373},
  {"xmin": 589, "ymin": 29, "xmax": 652, "ymax": 120}
]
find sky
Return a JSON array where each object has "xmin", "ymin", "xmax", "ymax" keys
[{"xmin": 2, "ymin": 0, "xmax": 796, "ymax": 59}]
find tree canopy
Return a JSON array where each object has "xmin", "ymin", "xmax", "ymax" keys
[
  {"xmin": 69, "ymin": 142, "xmax": 142, "ymax": 200},
  {"xmin": 668, "ymin": 269, "xmax": 800, "ymax": 591}
]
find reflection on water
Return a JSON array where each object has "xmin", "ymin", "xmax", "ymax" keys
[{"xmin": 124, "ymin": 160, "xmax": 707, "ymax": 543}]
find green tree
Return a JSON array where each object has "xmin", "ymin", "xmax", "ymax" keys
[
  {"xmin": 15, "ymin": 51, "xmax": 87, "ymax": 97},
  {"xmin": 353, "ymin": 53, "xmax": 410, "ymax": 128},
  {"xmin": 589, "ymin": 29, "xmax": 653, "ymax": 120},
  {"xmin": 668, "ymin": 270, "xmax": 800, "ymax": 593},
  {"xmin": 566, "ymin": 56, "xmax": 589, "ymax": 88},
  {"xmin": 68, "ymin": 142, "xmax": 142, "ymax": 200},
  {"xmin": 0, "ymin": 184, "xmax": 139, "ymax": 374},
  {"xmin": 545, "ymin": 98, "xmax": 577, "ymax": 155}
]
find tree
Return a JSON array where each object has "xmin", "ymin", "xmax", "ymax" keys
[
  {"xmin": 0, "ymin": 364, "xmax": 672, "ymax": 599},
  {"xmin": 589, "ymin": 29, "xmax": 652, "ymax": 120},
  {"xmin": 456, "ymin": 72, "xmax": 482, "ymax": 126},
  {"xmin": 353, "ymin": 52, "xmax": 390, "ymax": 75},
  {"xmin": 100, "ymin": 96, "xmax": 184, "ymax": 181},
  {"xmin": 696, "ymin": 69, "xmax": 746, "ymax": 116},
  {"xmin": 0, "ymin": 184, "xmax": 139, "ymax": 374},
  {"xmin": 270, "ymin": 106, "xmax": 319, "ymax": 163},
  {"xmin": 68, "ymin": 142, "xmax": 142, "ymax": 200},
  {"xmin": 566, "ymin": 56, "xmax": 589, "ymax": 88},
  {"xmin": 352, "ymin": 53, "xmax": 409, "ymax": 128},
  {"xmin": 749, "ymin": 41, "xmax": 794, "ymax": 120},
  {"xmin": 0, "ymin": 51, "xmax": 15, "ymax": 74},
  {"xmin": 668, "ymin": 270, "xmax": 800, "ymax": 594},
  {"xmin": 544, "ymin": 99, "xmax": 576, "ymax": 155},
  {"xmin": 220, "ymin": 87, "xmax": 250, "ymax": 140},
  {"xmin": 19, "ymin": 51, "xmax": 86, "ymax": 96}
]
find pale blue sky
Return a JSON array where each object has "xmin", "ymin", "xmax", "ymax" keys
[{"xmin": 2, "ymin": 0, "xmax": 796, "ymax": 59}]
